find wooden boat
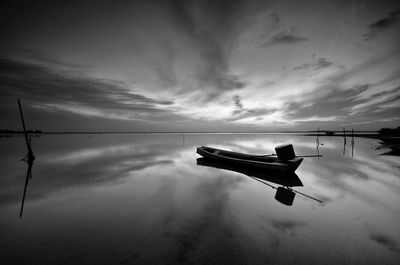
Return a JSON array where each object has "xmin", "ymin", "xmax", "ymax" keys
[{"xmin": 196, "ymin": 146, "xmax": 303, "ymax": 172}]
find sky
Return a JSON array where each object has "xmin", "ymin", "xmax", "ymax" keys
[{"xmin": 0, "ymin": 0, "xmax": 399, "ymax": 132}]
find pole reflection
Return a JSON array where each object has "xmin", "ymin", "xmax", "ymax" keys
[{"xmin": 20, "ymin": 155, "xmax": 34, "ymax": 218}]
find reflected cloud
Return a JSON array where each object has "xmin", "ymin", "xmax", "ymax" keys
[
  {"xmin": 369, "ymin": 232, "xmax": 399, "ymax": 253},
  {"xmin": 1, "ymin": 133, "xmax": 400, "ymax": 264},
  {"xmin": 364, "ymin": 10, "xmax": 400, "ymax": 40},
  {"xmin": 270, "ymin": 219, "xmax": 307, "ymax": 235},
  {"xmin": 0, "ymin": 137, "xmax": 183, "ymax": 207},
  {"xmin": 364, "ymin": 224, "xmax": 400, "ymax": 253}
]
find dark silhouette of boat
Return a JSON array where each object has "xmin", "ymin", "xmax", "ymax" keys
[
  {"xmin": 197, "ymin": 157, "xmax": 323, "ymax": 206},
  {"xmin": 197, "ymin": 158, "xmax": 303, "ymax": 206},
  {"xmin": 197, "ymin": 158, "xmax": 303, "ymax": 186},
  {"xmin": 196, "ymin": 145, "xmax": 303, "ymax": 172}
]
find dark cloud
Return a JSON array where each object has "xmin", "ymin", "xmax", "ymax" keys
[
  {"xmin": 369, "ymin": 233, "xmax": 399, "ymax": 252},
  {"xmin": 167, "ymin": 0, "xmax": 247, "ymax": 95},
  {"xmin": 229, "ymin": 107, "xmax": 277, "ymax": 123},
  {"xmin": 264, "ymin": 28, "xmax": 308, "ymax": 46},
  {"xmin": 0, "ymin": 140, "xmax": 179, "ymax": 205},
  {"xmin": 233, "ymin": 95, "xmax": 244, "ymax": 110},
  {"xmin": 0, "ymin": 57, "xmax": 178, "ymax": 126},
  {"xmin": 315, "ymin": 57, "xmax": 333, "ymax": 70},
  {"xmin": 270, "ymin": 219, "xmax": 307, "ymax": 235},
  {"xmin": 2, "ymin": 0, "xmax": 248, "ymax": 103},
  {"xmin": 284, "ymin": 55, "xmax": 400, "ymax": 126},
  {"xmin": 365, "ymin": 225, "xmax": 400, "ymax": 253},
  {"xmin": 293, "ymin": 63, "xmax": 310, "ymax": 70},
  {"xmin": 364, "ymin": 9, "xmax": 400, "ymax": 40},
  {"xmin": 284, "ymin": 84, "xmax": 369, "ymax": 120},
  {"xmin": 3, "ymin": 48, "xmax": 92, "ymax": 69},
  {"xmin": 165, "ymin": 174, "xmax": 245, "ymax": 263},
  {"xmin": 292, "ymin": 56, "xmax": 333, "ymax": 71}
]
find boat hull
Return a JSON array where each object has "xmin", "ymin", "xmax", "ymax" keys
[
  {"xmin": 196, "ymin": 146, "xmax": 303, "ymax": 172},
  {"xmin": 197, "ymin": 158, "xmax": 303, "ymax": 186}
]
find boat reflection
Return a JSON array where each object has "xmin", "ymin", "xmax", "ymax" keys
[{"xmin": 197, "ymin": 157, "xmax": 311, "ymax": 206}]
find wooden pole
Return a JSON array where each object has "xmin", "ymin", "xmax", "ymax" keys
[
  {"xmin": 19, "ymin": 163, "xmax": 32, "ymax": 218},
  {"xmin": 17, "ymin": 99, "xmax": 31, "ymax": 153},
  {"xmin": 296, "ymin": 154, "xmax": 323, "ymax": 158},
  {"xmin": 264, "ymin": 154, "xmax": 322, "ymax": 158}
]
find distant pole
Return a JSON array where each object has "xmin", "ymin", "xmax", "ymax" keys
[
  {"xmin": 352, "ymin": 130, "xmax": 354, "ymax": 154},
  {"xmin": 316, "ymin": 128, "xmax": 320, "ymax": 160},
  {"xmin": 18, "ymin": 100, "xmax": 31, "ymax": 153},
  {"xmin": 343, "ymin": 127, "xmax": 346, "ymax": 156}
]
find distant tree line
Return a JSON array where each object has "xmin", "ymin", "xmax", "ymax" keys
[
  {"xmin": 379, "ymin": 127, "xmax": 400, "ymax": 135},
  {"xmin": 0, "ymin": 129, "xmax": 42, "ymax": 134}
]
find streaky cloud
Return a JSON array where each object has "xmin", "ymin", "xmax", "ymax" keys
[
  {"xmin": 0, "ymin": 57, "xmax": 179, "ymax": 123},
  {"xmin": 263, "ymin": 28, "xmax": 308, "ymax": 46},
  {"xmin": 292, "ymin": 56, "xmax": 333, "ymax": 71}
]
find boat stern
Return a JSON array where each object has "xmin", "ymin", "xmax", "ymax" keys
[{"xmin": 290, "ymin": 157, "xmax": 304, "ymax": 172}]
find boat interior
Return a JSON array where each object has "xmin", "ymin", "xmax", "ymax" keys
[{"xmin": 202, "ymin": 146, "xmax": 278, "ymax": 162}]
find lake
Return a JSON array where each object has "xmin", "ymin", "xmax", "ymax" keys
[{"xmin": 0, "ymin": 134, "xmax": 399, "ymax": 264}]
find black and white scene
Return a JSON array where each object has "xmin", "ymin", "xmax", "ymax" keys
[{"xmin": 1, "ymin": 0, "xmax": 400, "ymax": 264}]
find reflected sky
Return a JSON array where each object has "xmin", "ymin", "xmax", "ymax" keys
[{"xmin": 0, "ymin": 134, "xmax": 399, "ymax": 264}]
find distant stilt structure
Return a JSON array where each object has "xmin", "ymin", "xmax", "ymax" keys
[
  {"xmin": 351, "ymin": 129, "xmax": 355, "ymax": 158},
  {"xmin": 18, "ymin": 100, "xmax": 35, "ymax": 163},
  {"xmin": 316, "ymin": 128, "xmax": 320, "ymax": 160},
  {"xmin": 343, "ymin": 127, "xmax": 346, "ymax": 156}
]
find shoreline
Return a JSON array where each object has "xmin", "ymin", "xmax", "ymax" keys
[
  {"xmin": 2, "ymin": 131, "xmax": 399, "ymax": 156},
  {"xmin": 369, "ymin": 136, "xmax": 400, "ymax": 156}
]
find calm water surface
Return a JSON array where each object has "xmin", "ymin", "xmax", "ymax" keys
[{"xmin": 0, "ymin": 134, "xmax": 399, "ymax": 264}]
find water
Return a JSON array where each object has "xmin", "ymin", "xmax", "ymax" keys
[{"xmin": 0, "ymin": 134, "xmax": 399, "ymax": 264}]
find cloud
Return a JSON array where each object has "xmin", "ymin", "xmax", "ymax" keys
[
  {"xmin": 282, "ymin": 80, "xmax": 400, "ymax": 127},
  {"xmin": 0, "ymin": 57, "xmax": 178, "ymax": 123},
  {"xmin": 315, "ymin": 57, "xmax": 333, "ymax": 70},
  {"xmin": 364, "ymin": 224, "xmax": 400, "ymax": 253},
  {"xmin": 228, "ymin": 107, "xmax": 278, "ymax": 124},
  {"xmin": 283, "ymin": 84, "xmax": 369, "ymax": 121},
  {"xmin": 270, "ymin": 219, "xmax": 307, "ymax": 235},
  {"xmin": 369, "ymin": 233, "xmax": 399, "ymax": 252},
  {"xmin": 3, "ymin": 48, "xmax": 92, "ymax": 69},
  {"xmin": 0, "ymin": 141, "xmax": 178, "ymax": 205},
  {"xmin": 281, "ymin": 46, "xmax": 400, "ymax": 128},
  {"xmin": 364, "ymin": 9, "xmax": 400, "ymax": 40},
  {"xmin": 165, "ymin": 174, "xmax": 244, "ymax": 263},
  {"xmin": 292, "ymin": 63, "xmax": 310, "ymax": 70},
  {"xmin": 263, "ymin": 28, "xmax": 308, "ymax": 46},
  {"xmin": 292, "ymin": 56, "xmax": 333, "ymax": 71},
  {"xmin": 165, "ymin": 0, "xmax": 247, "ymax": 96},
  {"xmin": 233, "ymin": 95, "xmax": 244, "ymax": 111},
  {"xmin": 2, "ymin": 1, "xmax": 399, "ymax": 131},
  {"xmin": 229, "ymin": 93, "xmax": 278, "ymax": 124}
]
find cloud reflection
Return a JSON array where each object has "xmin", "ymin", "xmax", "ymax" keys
[{"xmin": 1, "ymin": 134, "xmax": 400, "ymax": 264}]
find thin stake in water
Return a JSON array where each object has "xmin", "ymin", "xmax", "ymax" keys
[{"xmin": 17, "ymin": 99, "xmax": 35, "ymax": 218}]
